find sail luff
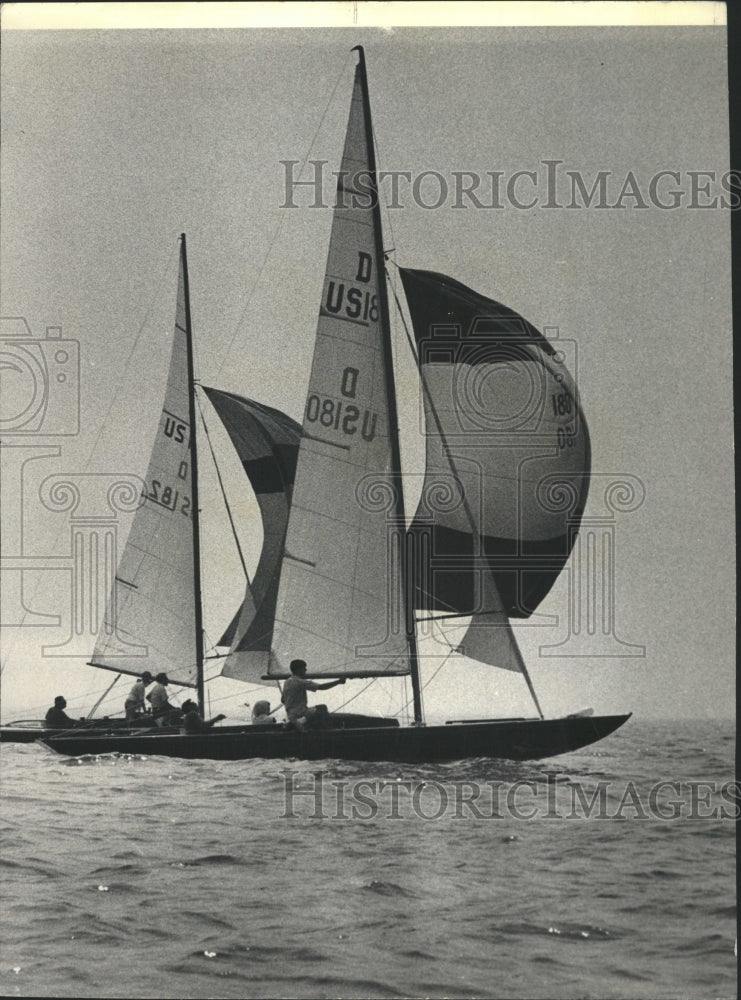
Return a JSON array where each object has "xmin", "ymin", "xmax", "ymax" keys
[
  {"xmin": 265, "ymin": 49, "xmax": 411, "ymax": 681},
  {"xmin": 353, "ymin": 45, "xmax": 423, "ymax": 723},
  {"xmin": 180, "ymin": 233, "xmax": 205, "ymax": 713}
]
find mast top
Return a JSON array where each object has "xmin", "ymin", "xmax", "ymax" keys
[{"xmin": 352, "ymin": 44, "xmax": 366, "ymax": 65}]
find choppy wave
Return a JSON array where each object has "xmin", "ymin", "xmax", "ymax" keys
[{"xmin": 0, "ymin": 718, "xmax": 735, "ymax": 999}]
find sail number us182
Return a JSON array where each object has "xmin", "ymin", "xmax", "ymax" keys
[
  {"xmin": 141, "ymin": 413, "xmax": 192, "ymax": 515},
  {"xmin": 143, "ymin": 478, "xmax": 191, "ymax": 517}
]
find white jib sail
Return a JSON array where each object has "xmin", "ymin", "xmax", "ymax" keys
[{"xmin": 91, "ymin": 244, "xmax": 200, "ymax": 686}]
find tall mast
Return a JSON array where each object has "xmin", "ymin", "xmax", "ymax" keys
[
  {"xmin": 352, "ymin": 46, "xmax": 424, "ymax": 725},
  {"xmin": 180, "ymin": 233, "xmax": 205, "ymax": 714}
]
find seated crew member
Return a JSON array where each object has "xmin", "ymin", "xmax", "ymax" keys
[
  {"xmin": 281, "ymin": 659, "xmax": 346, "ymax": 730},
  {"xmin": 45, "ymin": 696, "xmax": 80, "ymax": 729},
  {"xmin": 251, "ymin": 700, "xmax": 277, "ymax": 725},
  {"xmin": 124, "ymin": 671, "xmax": 153, "ymax": 720},
  {"xmin": 146, "ymin": 673, "xmax": 179, "ymax": 726},
  {"xmin": 180, "ymin": 700, "xmax": 226, "ymax": 734}
]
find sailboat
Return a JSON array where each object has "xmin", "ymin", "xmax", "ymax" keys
[{"xmin": 39, "ymin": 47, "xmax": 629, "ymax": 763}]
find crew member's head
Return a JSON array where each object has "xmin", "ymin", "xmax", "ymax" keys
[{"xmin": 289, "ymin": 659, "xmax": 307, "ymax": 677}]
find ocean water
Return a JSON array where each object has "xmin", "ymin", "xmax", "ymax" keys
[{"xmin": 0, "ymin": 718, "xmax": 735, "ymax": 1000}]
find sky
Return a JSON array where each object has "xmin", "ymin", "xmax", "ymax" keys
[{"xmin": 0, "ymin": 3, "xmax": 733, "ymax": 724}]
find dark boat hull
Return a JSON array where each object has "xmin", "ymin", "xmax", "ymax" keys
[
  {"xmin": 2, "ymin": 726, "xmax": 53, "ymax": 744},
  {"xmin": 2, "ymin": 712, "xmax": 391, "ymax": 745},
  {"xmin": 1, "ymin": 718, "xmax": 159, "ymax": 744},
  {"xmin": 38, "ymin": 714, "xmax": 630, "ymax": 763}
]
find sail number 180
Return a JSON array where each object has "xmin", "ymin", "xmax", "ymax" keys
[
  {"xmin": 552, "ymin": 391, "xmax": 576, "ymax": 449},
  {"xmin": 551, "ymin": 391, "xmax": 572, "ymax": 416},
  {"xmin": 305, "ymin": 394, "xmax": 377, "ymax": 441}
]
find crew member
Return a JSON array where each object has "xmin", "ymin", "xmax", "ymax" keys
[
  {"xmin": 251, "ymin": 700, "xmax": 277, "ymax": 725},
  {"xmin": 45, "ymin": 696, "xmax": 80, "ymax": 729},
  {"xmin": 180, "ymin": 700, "xmax": 226, "ymax": 734},
  {"xmin": 281, "ymin": 659, "xmax": 346, "ymax": 729},
  {"xmin": 146, "ymin": 673, "xmax": 178, "ymax": 726},
  {"xmin": 124, "ymin": 671, "xmax": 153, "ymax": 720}
]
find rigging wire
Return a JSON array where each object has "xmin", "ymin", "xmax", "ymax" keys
[
  {"xmin": 213, "ymin": 51, "xmax": 354, "ymax": 383},
  {"xmin": 401, "ymin": 610, "xmax": 471, "ymax": 713},
  {"xmin": 87, "ymin": 243, "xmax": 181, "ymax": 469},
  {"xmin": 331, "ymin": 677, "xmax": 380, "ymax": 714},
  {"xmin": 204, "ymin": 685, "xmax": 272, "ymax": 706},
  {"xmin": 395, "ymin": 642, "xmax": 456, "ymax": 719},
  {"xmin": 0, "ymin": 244, "xmax": 179, "ymax": 675},
  {"xmin": 195, "ymin": 390, "xmax": 251, "ymax": 582},
  {"xmin": 86, "ymin": 673, "xmax": 121, "ymax": 720},
  {"xmin": 13, "ymin": 679, "xmax": 134, "ymax": 718}
]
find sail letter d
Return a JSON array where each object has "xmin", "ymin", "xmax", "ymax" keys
[
  {"xmin": 356, "ymin": 252, "xmax": 373, "ymax": 283},
  {"xmin": 341, "ymin": 367, "xmax": 359, "ymax": 398}
]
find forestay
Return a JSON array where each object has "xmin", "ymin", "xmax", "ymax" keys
[
  {"xmin": 91, "ymin": 245, "xmax": 200, "ymax": 685},
  {"xmin": 267, "ymin": 63, "xmax": 410, "ymax": 678}
]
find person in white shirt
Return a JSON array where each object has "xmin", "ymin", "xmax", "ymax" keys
[
  {"xmin": 281, "ymin": 659, "xmax": 345, "ymax": 729},
  {"xmin": 146, "ymin": 672, "xmax": 178, "ymax": 726},
  {"xmin": 124, "ymin": 671, "xmax": 153, "ymax": 720}
]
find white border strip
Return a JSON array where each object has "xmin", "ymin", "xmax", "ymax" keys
[{"xmin": 1, "ymin": 2, "xmax": 728, "ymax": 31}]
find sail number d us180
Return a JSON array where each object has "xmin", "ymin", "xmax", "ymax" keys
[{"xmin": 305, "ymin": 365, "xmax": 378, "ymax": 443}]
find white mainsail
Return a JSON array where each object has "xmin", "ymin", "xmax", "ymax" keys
[
  {"xmin": 267, "ymin": 62, "xmax": 410, "ymax": 678},
  {"xmin": 91, "ymin": 241, "xmax": 201, "ymax": 686}
]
